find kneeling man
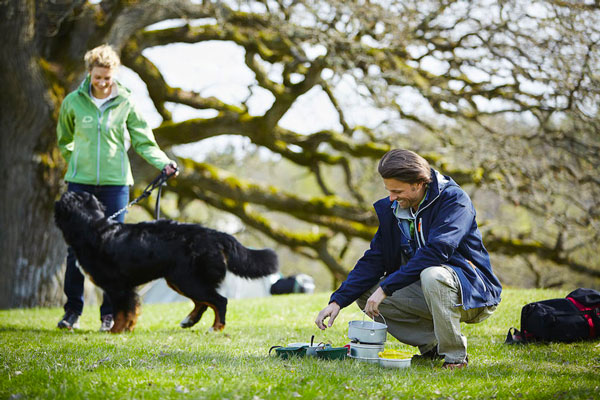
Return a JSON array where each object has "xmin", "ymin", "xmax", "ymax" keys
[{"xmin": 315, "ymin": 149, "xmax": 502, "ymax": 369}]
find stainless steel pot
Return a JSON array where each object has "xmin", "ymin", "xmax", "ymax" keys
[
  {"xmin": 348, "ymin": 319, "xmax": 387, "ymax": 344},
  {"xmin": 349, "ymin": 342, "xmax": 384, "ymax": 363}
]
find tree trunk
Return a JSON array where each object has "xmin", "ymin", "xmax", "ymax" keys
[{"xmin": 0, "ymin": 1, "xmax": 66, "ymax": 308}]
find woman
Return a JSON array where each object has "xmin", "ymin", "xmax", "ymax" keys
[{"xmin": 56, "ymin": 44, "xmax": 178, "ymax": 331}]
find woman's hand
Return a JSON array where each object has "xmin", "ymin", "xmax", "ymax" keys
[{"xmin": 164, "ymin": 162, "xmax": 179, "ymax": 177}]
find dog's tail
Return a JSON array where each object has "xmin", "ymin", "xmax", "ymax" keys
[{"xmin": 222, "ymin": 235, "xmax": 279, "ymax": 278}]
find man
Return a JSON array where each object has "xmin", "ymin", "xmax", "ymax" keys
[{"xmin": 315, "ymin": 149, "xmax": 502, "ymax": 369}]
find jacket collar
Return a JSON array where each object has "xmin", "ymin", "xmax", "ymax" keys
[{"xmin": 77, "ymin": 74, "xmax": 131, "ymax": 101}]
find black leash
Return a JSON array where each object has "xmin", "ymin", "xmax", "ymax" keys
[{"xmin": 107, "ymin": 167, "xmax": 178, "ymax": 221}]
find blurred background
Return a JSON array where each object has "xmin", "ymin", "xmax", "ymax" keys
[{"xmin": 2, "ymin": 0, "xmax": 599, "ymax": 308}]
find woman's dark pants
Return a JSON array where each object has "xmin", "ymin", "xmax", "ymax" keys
[{"xmin": 63, "ymin": 183, "xmax": 129, "ymax": 318}]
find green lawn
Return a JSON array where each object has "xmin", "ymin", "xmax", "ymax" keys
[{"xmin": 1, "ymin": 288, "xmax": 599, "ymax": 399}]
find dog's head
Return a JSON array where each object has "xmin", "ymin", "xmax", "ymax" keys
[{"xmin": 54, "ymin": 191, "xmax": 107, "ymax": 232}]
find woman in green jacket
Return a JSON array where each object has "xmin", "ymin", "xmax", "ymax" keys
[{"xmin": 56, "ymin": 44, "xmax": 178, "ymax": 332}]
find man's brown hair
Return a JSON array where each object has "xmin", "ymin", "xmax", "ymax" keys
[{"xmin": 377, "ymin": 149, "xmax": 431, "ymax": 184}]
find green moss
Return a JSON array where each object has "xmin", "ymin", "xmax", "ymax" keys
[
  {"xmin": 471, "ymin": 167, "xmax": 484, "ymax": 183},
  {"xmin": 363, "ymin": 141, "xmax": 389, "ymax": 153},
  {"xmin": 38, "ymin": 58, "xmax": 67, "ymax": 112},
  {"xmin": 231, "ymin": 28, "xmax": 249, "ymax": 44},
  {"xmin": 255, "ymin": 39, "xmax": 274, "ymax": 58},
  {"xmin": 222, "ymin": 198, "xmax": 239, "ymax": 209},
  {"xmin": 489, "ymin": 172, "xmax": 504, "ymax": 182},
  {"xmin": 239, "ymin": 112, "xmax": 255, "ymax": 123},
  {"xmin": 348, "ymin": 221, "xmax": 377, "ymax": 236},
  {"xmin": 307, "ymin": 196, "xmax": 352, "ymax": 210},
  {"xmin": 223, "ymin": 176, "xmax": 246, "ymax": 190},
  {"xmin": 181, "ymin": 158, "xmax": 198, "ymax": 172}
]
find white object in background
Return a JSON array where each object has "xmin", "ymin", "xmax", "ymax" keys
[
  {"xmin": 217, "ymin": 272, "xmax": 281, "ymax": 299},
  {"xmin": 141, "ymin": 272, "xmax": 281, "ymax": 303}
]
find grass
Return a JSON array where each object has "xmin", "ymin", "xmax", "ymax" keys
[{"xmin": 1, "ymin": 288, "xmax": 599, "ymax": 399}]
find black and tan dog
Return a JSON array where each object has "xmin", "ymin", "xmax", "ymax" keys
[{"xmin": 54, "ymin": 191, "xmax": 278, "ymax": 333}]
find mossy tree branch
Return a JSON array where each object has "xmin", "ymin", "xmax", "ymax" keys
[
  {"xmin": 11, "ymin": 0, "xmax": 596, "ymax": 300},
  {"xmin": 171, "ymin": 182, "xmax": 350, "ymax": 282}
]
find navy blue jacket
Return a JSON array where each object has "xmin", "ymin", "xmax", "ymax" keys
[{"xmin": 330, "ymin": 169, "xmax": 502, "ymax": 310}]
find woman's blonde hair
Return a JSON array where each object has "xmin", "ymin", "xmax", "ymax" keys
[{"xmin": 84, "ymin": 44, "xmax": 120, "ymax": 71}]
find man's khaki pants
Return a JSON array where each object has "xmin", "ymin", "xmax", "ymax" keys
[{"xmin": 357, "ymin": 266, "xmax": 496, "ymax": 364}]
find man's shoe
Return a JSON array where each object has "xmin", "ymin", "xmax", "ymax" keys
[
  {"xmin": 442, "ymin": 356, "xmax": 469, "ymax": 370},
  {"xmin": 411, "ymin": 348, "xmax": 444, "ymax": 362},
  {"xmin": 99, "ymin": 314, "xmax": 114, "ymax": 332},
  {"xmin": 57, "ymin": 311, "xmax": 80, "ymax": 330}
]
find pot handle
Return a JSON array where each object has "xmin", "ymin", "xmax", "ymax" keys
[
  {"xmin": 269, "ymin": 345, "xmax": 282, "ymax": 356},
  {"xmin": 361, "ymin": 309, "xmax": 387, "ymax": 327}
]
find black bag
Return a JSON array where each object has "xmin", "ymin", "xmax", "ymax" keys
[
  {"xmin": 505, "ymin": 288, "xmax": 600, "ymax": 344},
  {"xmin": 270, "ymin": 274, "xmax": 315, "ymax": 295}
]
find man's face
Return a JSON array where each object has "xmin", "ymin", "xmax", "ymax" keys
[{"xmin": 383, "ymin": 178, "xmax": 426, "ymax": 210}]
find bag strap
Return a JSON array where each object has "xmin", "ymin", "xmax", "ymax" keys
[
  {"xmin": 567, "ymin": 297, "xmax": 597, "ymax": 338},
  {"xmin": 505, "ymin": 327, "xmax": 527, "ymax": 344}
]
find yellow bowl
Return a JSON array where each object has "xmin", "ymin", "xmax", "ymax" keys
[{"xmin": 378, "ymin": 349, "xmax": 413, "ymax": 359}]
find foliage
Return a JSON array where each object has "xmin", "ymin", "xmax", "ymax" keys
[{"xmin": 1, "ymin": 289, "xmax": 599, "ymax": 399}]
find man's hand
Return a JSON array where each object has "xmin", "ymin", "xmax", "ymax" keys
[
  {"xmin": 364, "ymin": 287, "xmax": 387, "ymax": 318},
  {"xmin": 315, "ymin": 302, "xmax": 341, "ymax": 330}
]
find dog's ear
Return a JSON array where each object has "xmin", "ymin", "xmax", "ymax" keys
[
  {"xmin": 78, "ymin": 192, "xmax": 92, "ymax": 201},
  {"xmin": 84, "ymin": 192, "xmax": 106, "ymax": 213},
  {"xmin": 96, "ymin": 197, "xmax": 107, "ymax": 213},
  {"xmin": 79, "ymin": 192, "xmax": 96, "ymax": 203},
  {"xmin": 66, "ymin": 191, "xmax": 86, "ymax": 205},
  {"xmin": 54, "ymin": 193, "xmax": 77, "ymax": 228}
]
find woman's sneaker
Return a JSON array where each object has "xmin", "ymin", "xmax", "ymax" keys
[
  {"xmin": 99, "ymin": 314, "xmax": 114, "ymax": 332},
  {"xmin": 57, "ymin": 311, "xmax": 80, "ymax": 330}
]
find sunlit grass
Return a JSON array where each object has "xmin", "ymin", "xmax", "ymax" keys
[{"xmin": 1, "ymin": 289, "xmax": 599, "ymax": 399}]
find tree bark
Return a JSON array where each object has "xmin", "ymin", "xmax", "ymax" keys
[{"xmin": 0, "ymin": 1, "xmax": 67, "ymax": 308}]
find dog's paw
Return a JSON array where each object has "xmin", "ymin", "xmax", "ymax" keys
[
  {"xmin": 180, "ymin": 316, "xmax": 194, "ymax": 328},
  {"xmin": 207, "ymin": 323, "xmax": 225, "ymax": 333}
]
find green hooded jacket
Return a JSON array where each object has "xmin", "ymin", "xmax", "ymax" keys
[{"xmin": 57, "ymin": 75, "xmax": 173, "ymax": 186}]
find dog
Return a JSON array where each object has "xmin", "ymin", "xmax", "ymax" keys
[{"xmin": 54, "ymin": 191, "xmax": 278, "ymax": 333}]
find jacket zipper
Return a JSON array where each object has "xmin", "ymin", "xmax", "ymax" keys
[
  {"xmin": 478, "ymin": 273, "xmax": 487, "ymax": 291},
  {"xmin": 414, "ymin": 190, "xmax": 468, "ymax": 305},
  {"xmin": 414, "ymin": 218, "xmax": 421, "ymax": 248},
  {"xmin": 96, "ymin": 104, "xmax": 115, "ymax": 185},
  {"xmin": 417, "ymin": 218, "xmax": 426, "ymax": 248},
  {"xmin": 469, "ymin": 261, "xmax": 487, "ymax": 292},
  {"xmin": 413, "ymin": 190, "xmax": 442, "ymax": 248},
  {"xmin": 94, "ymin": 95, "xmax": 117, "ymax": 185},
  {"xmin": 96, "ymin": 109, "xmax": 102, "ymax": 185}
]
